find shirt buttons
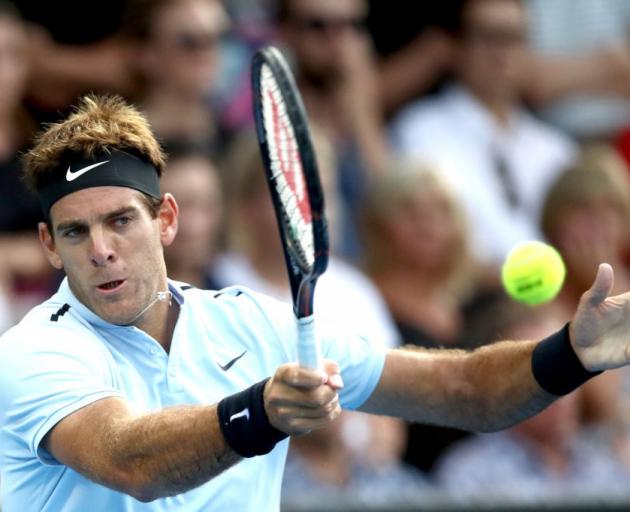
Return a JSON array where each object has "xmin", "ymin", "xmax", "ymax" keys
[{"xmin": 150, "ymin": 346, "xmax": 160, "ymax": 355}]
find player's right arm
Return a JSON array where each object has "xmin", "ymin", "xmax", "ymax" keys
[
  {"xmin": 43, "ymin": 361, "xmax": 342, "ymax": 502},
  {"xmin": 43, "ymin": 397, "xmax": 236, "ymax": 502}
]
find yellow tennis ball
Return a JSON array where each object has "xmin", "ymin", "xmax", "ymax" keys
[{"xmin": 501, "ymin": 241, "xmax": 566, "ymax": 305}]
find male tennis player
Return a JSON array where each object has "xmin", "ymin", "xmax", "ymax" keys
[{"xmin": 1, "ymin": 95, "xmax": 629, "ymax": 511}]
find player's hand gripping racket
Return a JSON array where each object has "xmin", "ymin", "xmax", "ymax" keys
[{"xmin": 251, "ymin": 46, "xmax": 329, "ymax": 370}]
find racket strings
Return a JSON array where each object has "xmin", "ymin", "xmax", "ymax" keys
[{"xmin": 260, "ymin": 65, "xmax": 315, "ymax": 269}]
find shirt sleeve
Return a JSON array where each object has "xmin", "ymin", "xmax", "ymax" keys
[
  {"xmin": 318, "ymin": 317, "xmax": 387, "ymax": 410},
  {"xmin": 240, "ymin": 288, "xmax": 387, "ymax": 410},
  {"xmin": 0, "ymin": 323, "xmax": 121, "ymax": 465}
]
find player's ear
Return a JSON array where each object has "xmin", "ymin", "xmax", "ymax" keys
[
  {"xmin": 158, "ymin": 193, "xmax": 178, "ymax": 247},
  {"xmin": 38, "ymin": 222, "xmax": 64, "ymax": 270}
]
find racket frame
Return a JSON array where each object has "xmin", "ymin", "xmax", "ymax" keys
[{"xmin": 251, "ymin": 46, "xmax": 329, "ymax": 369}]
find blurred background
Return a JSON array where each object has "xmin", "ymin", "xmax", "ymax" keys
[{"xmin": 4, "ymin": 0, "xmax": 630, "ymax": 509}]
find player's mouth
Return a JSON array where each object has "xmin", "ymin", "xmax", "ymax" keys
[{"xmin": 96, "ymin": 279, "xmax": 126, "ymax": 294}]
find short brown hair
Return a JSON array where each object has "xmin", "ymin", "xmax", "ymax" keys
[{"xmin": 23, "ymin": 94, "xmax": 166, "ymax": 194}]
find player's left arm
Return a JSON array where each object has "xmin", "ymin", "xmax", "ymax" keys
[
  {"xmin": 360, "ymin": 263, "xmax": 630, "ymax": 431},
  {"xmin": 360, "ymin": 338, "xmax": 550, "ymax": 431}
]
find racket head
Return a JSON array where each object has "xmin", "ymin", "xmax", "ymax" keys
[{"xmin": 251, "ymin": 46, "xmax": 329, "ymax": 317}]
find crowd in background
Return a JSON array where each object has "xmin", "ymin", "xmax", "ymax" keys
[{"xmin": 4, "ymin": 0, "xmax": 630, "ymax": 508}]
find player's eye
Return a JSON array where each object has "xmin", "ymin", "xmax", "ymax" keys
[
  {"xmin": 62, "ymin": 226, "xmax": 85, "ymax": 239},
  {"xmin": 113, "ymin": 216, "xmax": 132, "ymax": 227}
]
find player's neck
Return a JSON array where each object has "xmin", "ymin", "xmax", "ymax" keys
[{"xmin": 136, "ymin": 298, "xmax": 180, "ymax": 353}]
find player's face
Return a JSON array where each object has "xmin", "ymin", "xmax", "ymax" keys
[
  {"xmin": 454, "ymin": 0, "xmax": 528, "ymax": 103},
  {"xmin": 38, "ymin": 187, "xmax": 178, "ymax": 326}
]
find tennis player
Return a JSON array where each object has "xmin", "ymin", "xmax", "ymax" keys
[{"xmin": 1, "ymin": 95, "xmax": 629, "ymax": 511}]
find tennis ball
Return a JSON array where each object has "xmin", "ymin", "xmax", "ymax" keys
[{"xmin": 501, "ymin": 241, "xmax": 566, "ymax": 305}]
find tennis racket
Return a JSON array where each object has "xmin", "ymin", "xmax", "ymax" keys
[{"xmin": 251, "ymin": 46, "xmax": 329, "ymax": 370}]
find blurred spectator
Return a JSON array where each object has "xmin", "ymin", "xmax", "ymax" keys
[
  {"xmin": 359, "ymin": 159, "xmax": 478, "ymax": 473},
  {"xmin": 390, "ymin": 0, "xmax": 576, "ymax": 268},
  {"xmin": 0, "ymin": 1, "xmax": 52, "ymax": 332},
  {"xmin": 434, "ymin": 299, "xmax": 630, "ymax": 504},
  {"xmin": 361, "ymin": 159, "xmax": 476, "ymax": 349},
  {"xmin": 541, "ymin": 144, "xmax": 630, "ymax": 431},
  {"xmin": 366, "ymin": 1, "xmax": 457, "ymax": 118},
  {"xmin": 17, "ymin": 0, "xmax": 134, "ymax": 115},
  {"xmin": 541, "ymin": 144, "xmax": 630, "ymax": 314},
  {"xmin": 160, "ymin": 142, "xmax": 224, "ymax": 290},
  {"xmin": 123, "ymin": 0, "xmax": 230, "ymax": 156},
  {"xmin": 525, "ymin": 0, "xmax": 630, "ymax": 142},
  {"xmin": 275, "ymin": 0, "xmax": 387, "ymax": 173},
  {"xmin": 274, "ymin": 0, "xmax": 389, "ymax": 259}
]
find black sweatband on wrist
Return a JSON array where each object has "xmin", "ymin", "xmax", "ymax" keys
[
  {"xmin": 217, "ymin": 378, "xmax": 288, "ymax": 458},
  {"xmin": 531, "ymin": 323, "xmax": 602, "ymax": 396}
]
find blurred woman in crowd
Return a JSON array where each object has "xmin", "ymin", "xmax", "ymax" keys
[
  {"xmin": 542, "ymin": 145, "xmax": 630, "ymax": 311},
  {"xmin": 360, "ymin": 159, "xmax": 475, "ymax": 349},
  {"xmin": 360, "ymin": 159, "xmax": 479, "ymax": 473},
  {"xmin": 541, "ymin": 144, "xmax": 630, "ymax": 434}
]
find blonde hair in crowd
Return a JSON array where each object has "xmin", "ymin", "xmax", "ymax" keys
[{"xmin": 360, "ymin": 158, "xmax": 474, "ymax": 298}]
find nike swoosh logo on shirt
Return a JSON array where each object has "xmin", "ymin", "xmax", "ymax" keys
[
  {"xmin": 65, "ymin": 160, "xmax": 110, "ymax": 182},
  {"xmin": 217, "ymin": 350, "xmax": 247, "ymax": 371}
]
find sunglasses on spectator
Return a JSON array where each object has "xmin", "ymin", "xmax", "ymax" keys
[
  {"xmin": 463, "ymin": 26, "xmax": 527, "ymax": 46},
  {"xmin": 294, "ymin": 16, "xmax": 366, "ymax": 33},
  {"xmin": 171, "ymin": 31, "xmax": 222, "ymax": 52}
]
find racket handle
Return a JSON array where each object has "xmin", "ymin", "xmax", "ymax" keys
[{"xmin": 297, "ymin": 315, "xmax": 321, "ymax": 370}]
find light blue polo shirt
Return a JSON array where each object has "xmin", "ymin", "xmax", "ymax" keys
[{"xmin": 0, "ymin": 279, "xmax": 385, "ymax": 511}]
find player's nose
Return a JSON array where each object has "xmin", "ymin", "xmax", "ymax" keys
[{"xmin": 89, "ymin": 228, "xmax": 116, "ymax": 267}]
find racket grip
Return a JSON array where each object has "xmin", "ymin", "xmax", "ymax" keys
[{"xmin": 297, "ymin": 315, "xmax": 321, "ymax": 370}]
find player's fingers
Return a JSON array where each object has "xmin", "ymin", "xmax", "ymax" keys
[
  {"xmin": 322, "ymin": 359, "xmax": 344, "ymax": 390},
  {"xmin": 585, "ymin": 263, "xmax": 614, "ymax": 306},
  {"xmin": 290, "ymin": 408, "xmax": 342, "ymax": 433},
  {"xmin": 274, "ymin": 363, "xmax": 327, "ymax": 389},
  {"xmin": 276, "ymin": 394, "xmax": 340, "ymax": 420},
  {"xmin": 268, "ymin": 381, "xmax": 339, "ymax": 409},
  {"xmin": 277, "ymin": 400, "xmax": 342, "ymax": 434}
]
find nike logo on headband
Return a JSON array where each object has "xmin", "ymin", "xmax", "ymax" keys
[{"xmin": 65, "ymin": 160, "xmax": 110, "ymax": 182}]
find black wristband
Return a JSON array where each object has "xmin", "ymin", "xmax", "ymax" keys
[
  {"xmin": 217, "ymin": 378, "xmax": 288, "ymax": 458},
  {"xmin": 531, "ymin": 323, "xmax": 602, "ymax": 396}
]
